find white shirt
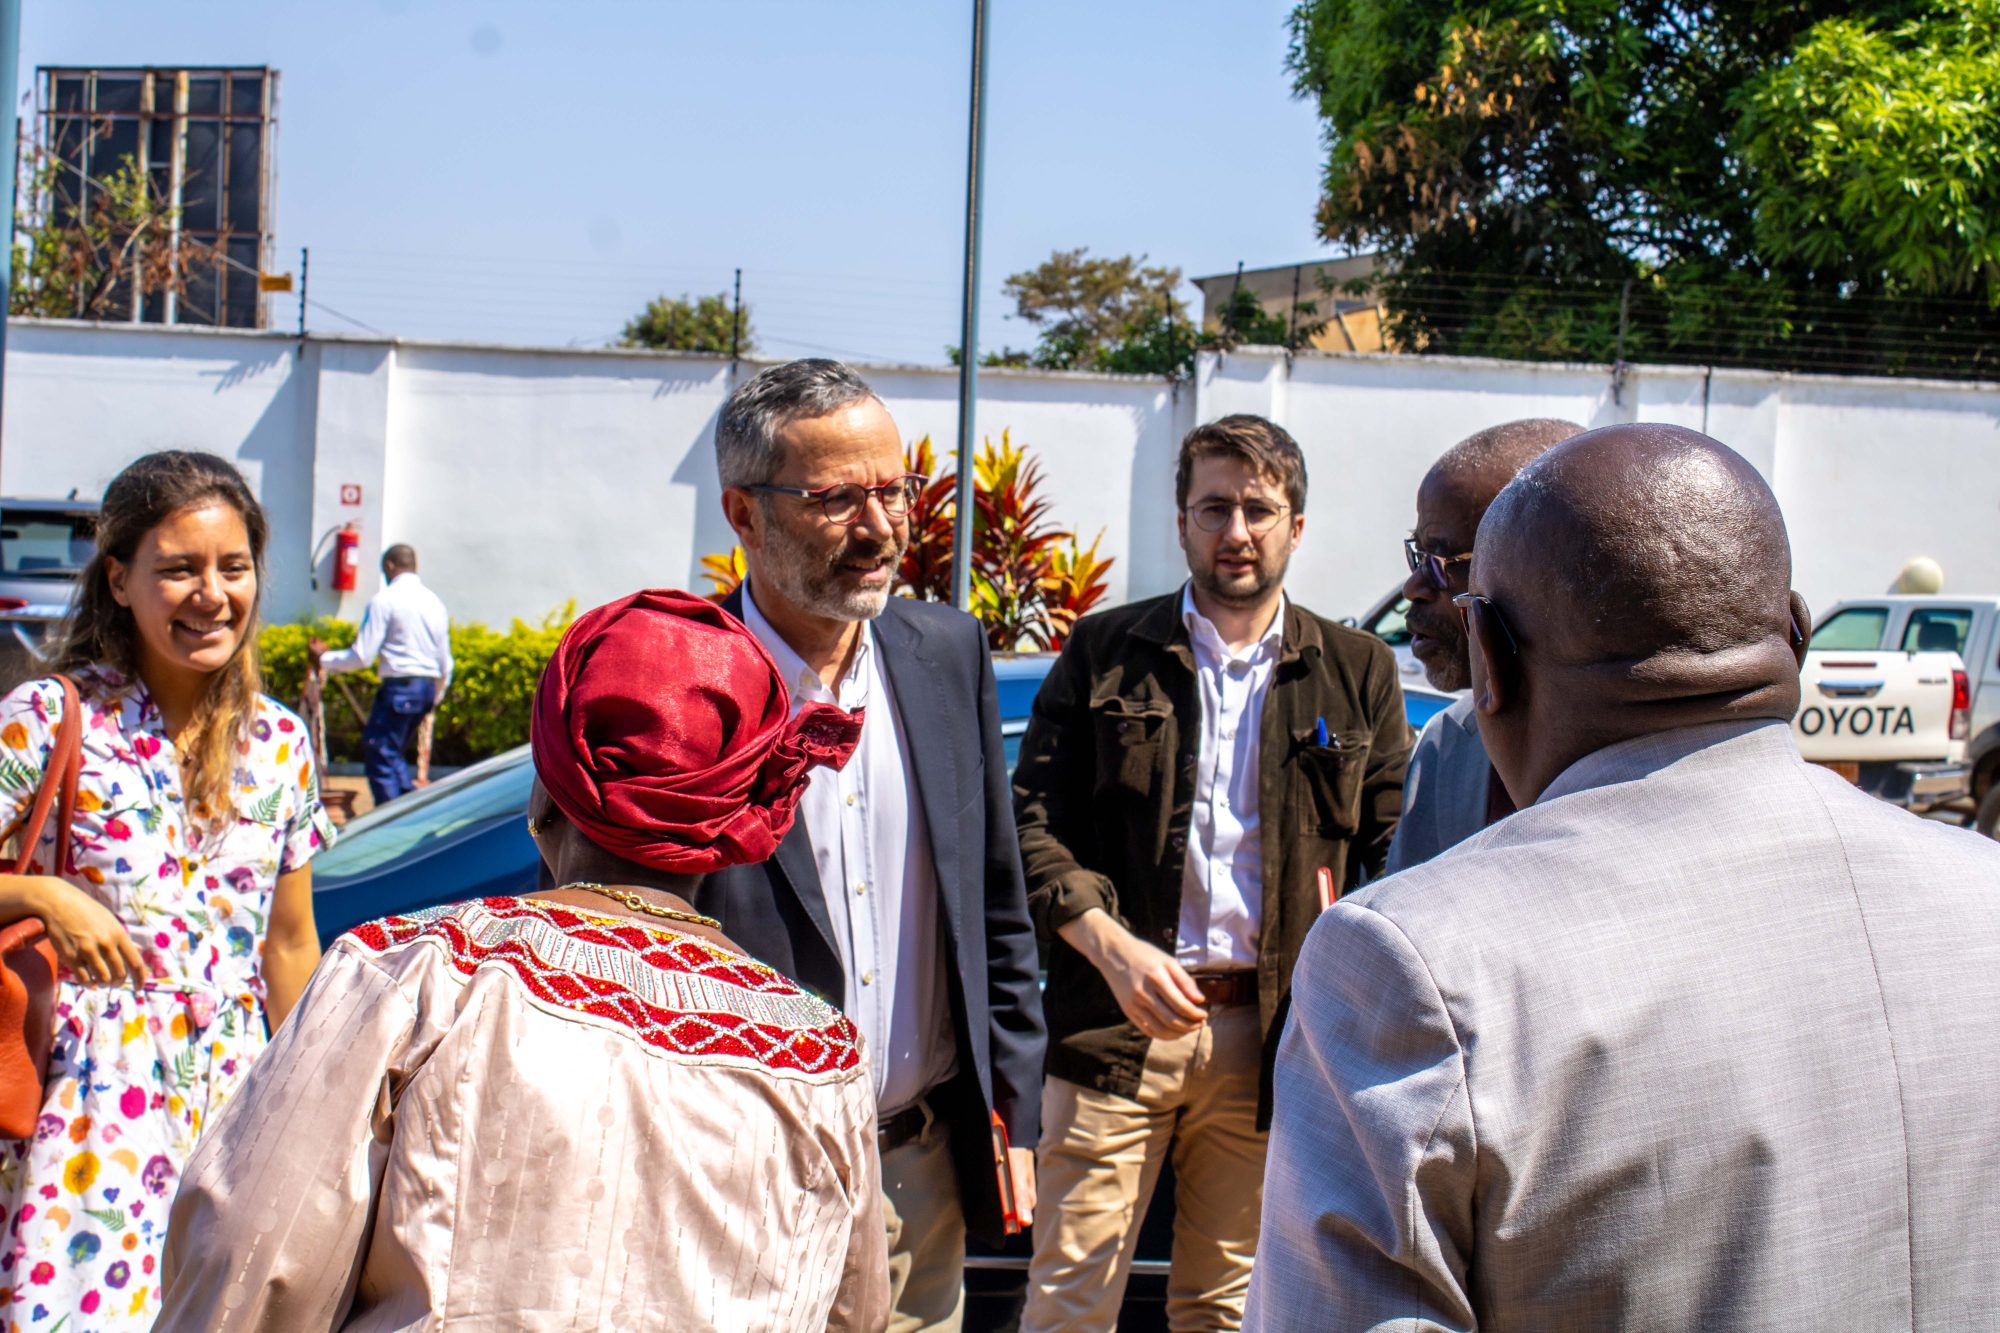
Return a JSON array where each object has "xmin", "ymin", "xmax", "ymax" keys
[
  {"xmin": 1178, "ymin": 584, "xmax": 1286, "ymax": 969},
  {"xmin": 321, "ymin": 572, "xmax": 453, "ymax": 689},
  {"xmin": 740, "ymin": 585, "xmax": 956, "ymax": 1116}
]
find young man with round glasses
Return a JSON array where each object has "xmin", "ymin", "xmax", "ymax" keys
[
  {"xmin": 1385, "ymin": 418, "xmax": 1582, "ymax": 873},
  {"xmin": 1011, "ymin": 413, "xmax": 1410, "ymax": 1330},
  {"xmin": 699, "ymin": 358, "xmax": 1046, "ymax": 1333}
]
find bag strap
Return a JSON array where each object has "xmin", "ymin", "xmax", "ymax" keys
[{"xmin": 6, "ymin": 674, "xmax": 83, "ymax": 878}]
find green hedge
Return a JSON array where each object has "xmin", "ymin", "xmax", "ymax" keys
[{"xmin": 257, "ymin": 604, "xmax": 574, "ymax": 767}]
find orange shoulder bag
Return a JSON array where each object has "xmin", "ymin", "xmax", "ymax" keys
[{"xmin": 0, "ymin": 674, "xmax": 81, "ymax": 1139}]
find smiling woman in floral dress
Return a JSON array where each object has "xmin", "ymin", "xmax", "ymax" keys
[{"xmin": 0, "ymin": 451, "xmax": 332, "ymax": 1331}]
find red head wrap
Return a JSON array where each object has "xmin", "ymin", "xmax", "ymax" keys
[{"xmin": 530, "ymin": 589, "xmax": 863, "ymax": 873}]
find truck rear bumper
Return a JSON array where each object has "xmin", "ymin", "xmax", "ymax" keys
[{"xmin": 1858, "ymin": 760, "xmax": 1971, "ymax": 811}]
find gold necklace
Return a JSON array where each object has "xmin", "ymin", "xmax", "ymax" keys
[{"xmin": 547, "ymin": 881, "xmax": 721, "ymax": 929}]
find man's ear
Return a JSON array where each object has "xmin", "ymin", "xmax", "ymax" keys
[
  {"xmin": 720, "ymin": 487, "xmax": 760, "ymax": 549},
  {"xmin": 1466, "ymin": 601, "xmax": 1516, "ymax": 721},
  {"xmin": 1787, "ymin": 591, "xmax": 1812, "ymax": 669}
]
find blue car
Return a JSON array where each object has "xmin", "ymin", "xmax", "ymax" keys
[
  {"xmin": 305, "ymin": 651, "xmax": 1450, "ymax": 1330},
  {"xmin": 310, "ymin": 655, "xmax": 1453, "ymax": 942},
  {"xmin": 311, "ymin": 655, "xmax": 1064, "ymax": 942}
]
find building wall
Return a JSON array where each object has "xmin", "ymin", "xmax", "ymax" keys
[
  {"xmin": 1197, "ymin": 348, "xmax": 2000, "ymax": 620},
  {"xmin": 0, "ymin": 322, "xmax": 319, "ymax": 619},
  {"xmin": 4, "ymin": 320, "xmax": 1994, "ymax": 637},
  {"xmin": 1193, "ymin": 256, "xmax": 1389, "ymax": 354}
]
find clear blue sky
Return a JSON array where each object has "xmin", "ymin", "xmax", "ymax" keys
[{"xmin": 18, "ymin": 1, "xmax": 1344, "ymax": 365}]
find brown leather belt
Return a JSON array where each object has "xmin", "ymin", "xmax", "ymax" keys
[
  {"xmin": 1191, "ymin": 970, "xmax": 1258, "ymax": 1009},
  {"xmin": 878, "ymin": 1100, "xmax": 929, "ymax": 1156}
]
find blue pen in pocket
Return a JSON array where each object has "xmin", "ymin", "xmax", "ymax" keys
[{"xmin": 1314, "ymin": 717, "xmax": 1330, "ymax": 747}]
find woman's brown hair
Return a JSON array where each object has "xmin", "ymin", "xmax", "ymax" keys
[{"xmin": 49, "ymin": 451, "xmax": 270, "ymax": 822}]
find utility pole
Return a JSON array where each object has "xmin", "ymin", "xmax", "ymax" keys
[
  {"xmin": 950, "ymin": 0, "xmax": 990, "ymax": 612},
  {"xmin": 730, "ymin": 267, "xmax": 743, "ymax": 362},
  {"xmin": 297, "ymin": 248, "xmax": 309, "ymax": 338},
  {"xmin": 0, "ymin": 0, "xmax": 23, "ymax": 461}
]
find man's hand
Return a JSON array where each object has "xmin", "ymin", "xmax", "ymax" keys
[
  {"xmin": 1057, "ymin": 908, "xmax": 1207, "ymax": 1040},
  {"xmin": 1006, "ymin": 1145, "xmax": 1037, "ymax": 1227}
]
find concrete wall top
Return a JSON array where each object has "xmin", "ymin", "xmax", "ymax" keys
[{"xmin": 5, "ymin": 319, "xmax": 1995, "ymax": 638}]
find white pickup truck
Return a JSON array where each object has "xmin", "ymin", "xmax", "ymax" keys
[{"xmin": 1796, "ymin": 596, "xmax": 1997, "ymax": 823}]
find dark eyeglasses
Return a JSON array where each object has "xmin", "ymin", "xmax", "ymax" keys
[
  {"xmin": 746, "ymin": 473, "xmax": 927, "ymax": 526},
  {"xmin": 1405, "ymin": 537, "xmax": 1474, "ymax": 591},
  {"xmin": 1185, "ymin": 499, "xmax": 1291, "ymax": 535},
  {"xmin": 1451, "ymin": 591, "xmax": 1520, "ymax": 655}
]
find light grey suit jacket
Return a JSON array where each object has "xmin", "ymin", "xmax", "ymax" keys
[
  {"xmin": 1247, "ymin": 720, "xmax": 2000, "ymax": 1332},
  {"xmin": 1384, "ymin": 694, "xmax": 1491, "ymax": 874}
]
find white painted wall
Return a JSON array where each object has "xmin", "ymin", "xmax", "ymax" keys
[
  {"xmin": 1201, "ymin": 347, "xmax": 2000, "ymax": 619},
  {"xmin": 4, "ymin": 321, "xmax": 1994, "ymax": 635},
  {"xmin": 0, "ymin": 322, "xmax": 318, "ymax": 620}
]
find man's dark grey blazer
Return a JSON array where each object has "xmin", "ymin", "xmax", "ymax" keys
[{"xmin": 697, "ymin": 588, "xmax": 1047, "ymax": 1245}]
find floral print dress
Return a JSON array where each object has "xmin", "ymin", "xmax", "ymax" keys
[{"xmin": 0, "ymin": 667, "xmax": 334, "ymax": 1332}]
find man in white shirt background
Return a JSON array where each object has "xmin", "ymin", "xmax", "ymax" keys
[
  {"xmin": 1012, "ymin": 415, "xmax": 1409, "ymax": 1330},
  {"xmin": 312, "ymin": 543, "xmax": 453, "ymax": 806}
]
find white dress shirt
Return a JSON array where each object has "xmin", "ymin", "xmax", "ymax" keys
[
  {"xmin": 1178, "ymin": 584, "xmax": 1285, "ymax": 969},
  {"xmin": 741, "ymin": 585, "xmax": 957, "ymax": 1116},
  {"xmin": 321, "ymin": 571, "xmax": 453, "ymax": 689}
]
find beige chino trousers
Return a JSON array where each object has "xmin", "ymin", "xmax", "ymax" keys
[
  {"xmin": 881, "ymin": 1107, "xmax": 968, "ymax": 1333},
  {"xmin": 1023, "ymin": 1003, "xmax": 1266, "ymax": 1332}
]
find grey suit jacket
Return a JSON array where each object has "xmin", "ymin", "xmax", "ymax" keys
[
  {"xmin": 1383, "ymin": 694, "xmax": 1491, "ymax": 875},
  {"xmin": 1247, "ymin": 721, "xmax": 2000, "ymax": 1332}
]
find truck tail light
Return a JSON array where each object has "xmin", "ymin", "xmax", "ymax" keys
[
  {"xmin": 1950, "ymin": 668, "xmax": 1971, "ymax": 741},
  {"xmin": 0, "ymin": 598, "xmax": 25, "ymax": 612}
]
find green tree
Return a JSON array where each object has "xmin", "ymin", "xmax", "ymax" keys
[
  {"xmin": 1285, "ymin": 0, "xmax": 2000, "ymax": 377},
  {"xmin": 945, "ymin": 344, "xmax": 1034, "ymax": 368},
  {"xmin": 1001, "ymin": 248, "xmax": 1187, "ymax": 370},
  {"xmin": 1737, "ymin": 0, "xmax": 2000, "ymax": 300},
  {"xmin": 620, "ymin": 292, "xmax": 752, "ymax": 354},
  {"xmin": 1212, "ymin": 283, "xmax": 1324, "ymax": 348}
]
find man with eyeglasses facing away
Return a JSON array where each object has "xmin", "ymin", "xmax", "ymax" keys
[
  {"xmin": 695, "ymin": 360, "xmax": 1046, "ymax": 1333},
  {"xmin": 1385, "ymin": 419, "xmax": 1582, "ymax": 872},
  {"xmin": 1011, "ymin": 414, "xmax": 1410, "ymax": 1330}
]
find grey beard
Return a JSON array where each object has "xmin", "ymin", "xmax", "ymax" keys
[{"xmin": 759, "ymin": 531, "xmax": 899, "ymax": 623}]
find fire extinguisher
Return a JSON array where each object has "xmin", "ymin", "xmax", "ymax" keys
[{"xmin": 332, "ymin": 524, "xmax": 361, "ymax": 593}]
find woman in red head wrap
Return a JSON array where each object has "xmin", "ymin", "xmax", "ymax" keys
[
  {"xmin": 161, "ymin": 591, "xmax": 890, "ymax": 1331},
  {"xmin": 528, "ymin": 586, "xmax": 863, "ymax": 886}
]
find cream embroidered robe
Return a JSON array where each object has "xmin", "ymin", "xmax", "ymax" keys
[{"xmin": 157, "ymin": 897, "xmax": 888, "ymax": 1332}]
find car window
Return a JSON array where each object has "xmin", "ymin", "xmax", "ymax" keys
[
  {"xmin": 314, "ymin": 752, "xmax": 536, "ymax": 882},
  {"xmin": 1368, "ymin": 596, "xmax": 1411, "ymax": 647},
  {"xmin": 1899, "ymin": 608, "xmax": 1972, "ymax": 656},
  {"xmin": 1809, "ymin": 607, "xmax": 1888, "ymax": 652},
  {"xmin": 0, "ymin": 511, "xmax": 95, "ymax": 577}
]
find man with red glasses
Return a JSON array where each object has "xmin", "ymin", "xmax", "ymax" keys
[
  {"xmin": 1386, "ymin": 418, "xmax": 1581, "ymax": 872},
  {"xmin": 696, "ymin": 359, "xmax": 1045, "ymax": 1333}
]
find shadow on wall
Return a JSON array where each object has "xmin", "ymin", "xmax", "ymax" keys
[
  {"xmin": 232, "ymin": 364, "xmax": 315, "ymax": 623},
  {"xmin": 1127, "ymin": 383, "xmax": 1192, "ymax": 600},
  {"xmin": 672, "ymin": 401, "xmax": 737, "ymax": 591},
  {"xmin": 199, "ymin": 343, "xmax": 292, "ymax": 395}
]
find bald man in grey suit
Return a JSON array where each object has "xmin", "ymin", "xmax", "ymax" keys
[{"xmin": 1249, "ymin": 425, "xmax": 2000, "ymax": 1331}]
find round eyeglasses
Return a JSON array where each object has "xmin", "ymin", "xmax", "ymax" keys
[
  {"xmin": 1404, "ymin": 536, "xmax": 1474, "ymax": 591},
  {"xmin": 746, "ymin": 473, "xmax": 927, "ymax": 526},
  {"xmin": 1185, "ymin": 499, "xmax": 1291, "ymax": 536}
]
